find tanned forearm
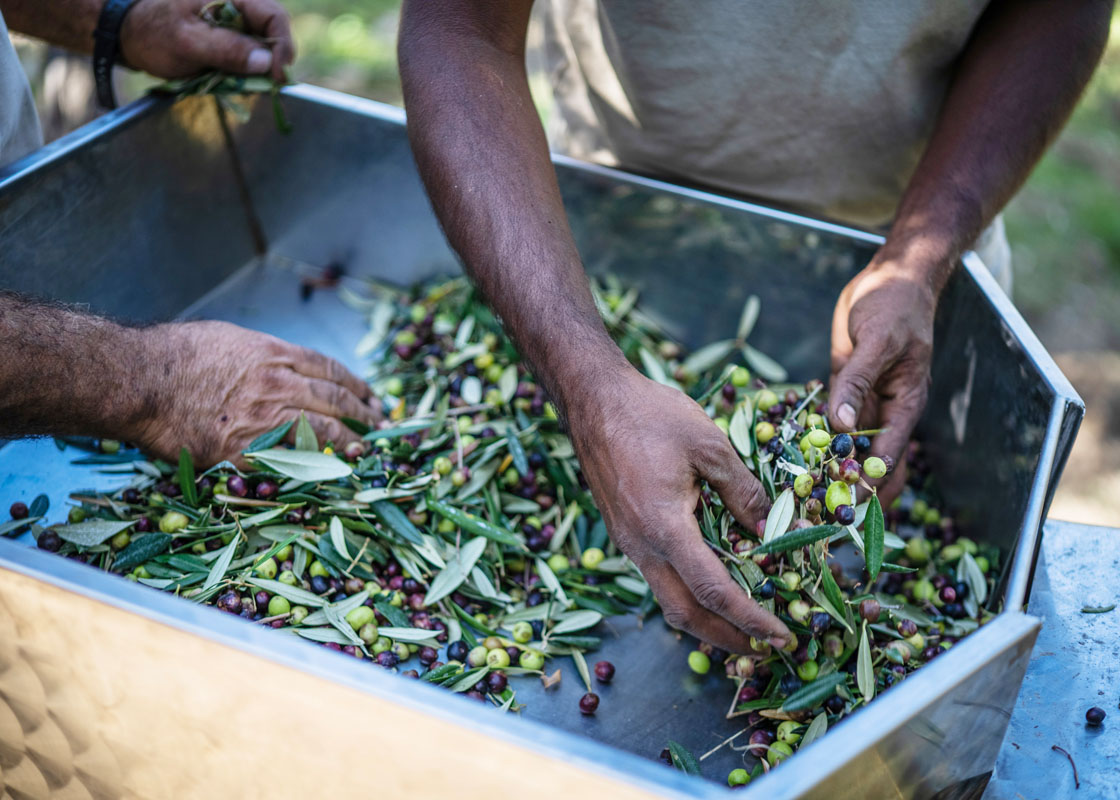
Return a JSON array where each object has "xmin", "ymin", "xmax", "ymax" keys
[
  {"xmin": 0, "ymin": 293, "xmax": 160, "ymax": 439},
  {"xmin": 398, "ymin": 1, "xmax": 632, "ymax": 420},
  {"xmin": 0, "ymin": 0, "xmax": 102, "ymax": 53},
  {"xmin": 881, "ymin": 0, "xmax": 1113, "ymax": 290}
]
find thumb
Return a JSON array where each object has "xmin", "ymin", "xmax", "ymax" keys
[
  {"xmin": 828, "ymin": 339, "xmax": 886, "ymax": 432},
  {"xmin": 186, "ymin": 23, "xmax": 275, "ymax": 75}
]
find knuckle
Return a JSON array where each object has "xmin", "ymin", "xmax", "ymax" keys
[
  {"xmin": 661, "ymin": 603, "xmax": 695, "ymax": 632},
  {"xmin": 692, "ymin": 580, "xmax": 728, "ymax": 615}
]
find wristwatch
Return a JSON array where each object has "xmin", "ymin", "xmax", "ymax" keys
[{"xmin": 92, "ymin": 0, "xmax": 141, "ymax": 109}]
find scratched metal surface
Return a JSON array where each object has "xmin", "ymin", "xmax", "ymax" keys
[{"xmin": 984, "ymin": 521, "xmax": 1120, "ymax": 800}]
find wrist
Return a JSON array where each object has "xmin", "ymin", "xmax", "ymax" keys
[{"xmin": 107, "ymin": 323, "xmax": 179, "ymax": 445}]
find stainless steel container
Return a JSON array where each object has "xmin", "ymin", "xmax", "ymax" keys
[{"xmin": 0, "ymin": 86, "xmax": 1083, "ymax": 799}]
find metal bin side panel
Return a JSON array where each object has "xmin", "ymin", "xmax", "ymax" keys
[
  {"xmin": 0, "ymin": 96, "xmax": 255, "ymax": 323},
  {"xmin": 0, "ymin": 544, "xmax": 722, "ymax": 800}
]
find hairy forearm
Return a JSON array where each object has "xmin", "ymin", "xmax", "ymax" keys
[
  {"xmin": 882, "ymin": 0, "xmax": 1113, "ymax": 289},
  {"xmin": 399, "ymin": 3, "xmax": 631, "ymax": 417},
  {"xmin": 0, "ymin": 293, "xmax": 163, "ymax": 440},
  {"xmin": 0, "ymin": 0, "xmax": 102, "ymax": 52}
]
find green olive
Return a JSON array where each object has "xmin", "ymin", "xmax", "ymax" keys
[
  {"xmin": 511, "ymin": 621, "xmax": 534, "ymax": 644},
  {"xmin": 730, "ymin": 367, "xmax": 751, "ymax": 387},
  {"xmin": 794, "ymin": 473, "xmax": 814, "ymax": 498},
  {"xmin": 547, "ymin": 553, "xmax": 569, "ymax": 573},
  {"xmin": 486, "ymin": 648, "xmax": 511, "ymax": 669},
  {"xmin": 254, "ymin": 558, "xmax": 278, "ymax": 580},
  {"xmin": 290, "ymin": 605, "xmax": 309, "ymax": 625},
  {"xmin": 777, "ymin": 719, "xmax": 802, "ymax": 744},
  {"xmin": 109, "ymin": 531, "xmax": 131, "ymax": 551},
  {"xmin": 309, "ymin": 560, "xmax": 330, "ymax": 578},
  {"xmin": 267, "ymin": 596, "xmax": 291, "ymax": 617},
  {"xmin": 687, "ymin": 650, "xmax": 711, "ymax": 675},
  {"xmin": 580, "ymin": 547, "xmax": 606, "ymax": 570},
  {"xmin": 434, "ymin": 456, "xmax": 453, "ymax": 475},
  {"xmin": 158, "ymin": 511, "xmax": 189, "ymax": 534},
  {"xmin": 727, "ymin": 768, "xmax": 751, "ymax": 787},
  {"xmin": 767, "ymin": 741, "xmax": 793, "ymax": 765},
  {"xmin": 346, "ymin": 605, "xmax": 375, "ymax": 631},
  {"xmin": 807, "ymin": 429, "xmax": 831, "ymax": 449},
  {"xmin": 755, "ymin": 421, "xmax": 776, "ymax": 444},
  {"xmin": 824, "ymin": 481, "xmax": 851, "ymax": 514},
  {"xmin": 863, "ymin": 456, "xmax": 887, "ymax": 479},
  {"xmin": 467, "ymin": 646, "xmax": 489, "ymax": 667},
  {"xmin": 358, "ymin": 622, "xmax": 379, "ymax": 644},
  {"xmin": 519, "ymin": 650, "xmax": 545, "ymax": 670},
  {"xmin": 278, "ymin": 570, "xmax": 299, "ymax": 586},
  {"xmin": 796, "ymin": 659, "xmax": 819, "ymax": 682}
]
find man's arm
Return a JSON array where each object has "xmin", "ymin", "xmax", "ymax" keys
[
  {"xmin": 399, "ymin": 1, "xmax": 789, "ymax": 652},
  {"xmin": 0, "ymin": 293, "xmax": 377, "ymax": 464},
  {"xmin": 829, "ymin": 0, "xmax": 1113, "ymax": 481},
  {"xmin": 0, "ymin": 0, "xmax": 294, "ymax": 80}
]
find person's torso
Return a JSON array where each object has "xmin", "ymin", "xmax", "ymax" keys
[
  {"xmin": 0, "ymin": 11, "xmax": 44, "ymax": 169},
  {"xmin": 541, "ymin": 0, "xmax": 990, "ymax": 228}
]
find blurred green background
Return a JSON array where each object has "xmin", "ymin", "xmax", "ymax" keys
[{"xmin": 11, "ymin": 2, "xmax": 1120, "ymax": 524}]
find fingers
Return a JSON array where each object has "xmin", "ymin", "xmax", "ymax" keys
[
  {"xmin": 284, "ymin": 345, "xmax": 373, "ymax": 403},
  {"xmin": 661, "ymin": 519, "xmax": 790, "ymax": 648},
  {"xmin": 640, "ymin": 560, "xmax": 761, "ymax": 654},
  {"xmin": 828, "ymin": 336, "xmax": 889, "ymax": 432},
  {"xmin": 182, "ymin": 21, "xmax": 277, "ymax": 75},
  {"xmin": 699, "ymin": 436, "xmax": 770, "ymax": 533},
  {"xmin": 290, "ymin": 378, "xmax": 379, "ymax": 426},
  {"xmin": 869, "ymin": 372, "xmax": 928, "ymax": 477},
  {"xmin": 288, "ymin": 411, "xmax": 363, "ymax": 450},
  {"xmin": 234, "ymin": 0, "xmax": 296, "ymax": 81}
]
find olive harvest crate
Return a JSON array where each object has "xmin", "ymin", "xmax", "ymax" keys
[{"xmin": 0, "ymin": 86, "xmax": 1082, "ymax": 799}]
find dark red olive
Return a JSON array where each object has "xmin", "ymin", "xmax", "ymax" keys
[
  {"xmin": 37, "ymin": 530, "xmax": 62, "ymax": 552},
  {"xmin": 1086, "ymin": 707, "xmax": 1106, "ymax": 726},
  {"xmin": 9, "ymin": 502, "xmax": 28, "ymax": 520},
  {"xmin": 486, "ymin": 671, "xmax": 508, "ymax": 694},
  {"xmin": 226, "ymin": 475, "xmax": 248, "ymax": 497},
  {"xmin": 594, "ymin": 660, "xmax": 615, "ymax": 683},
  {"xmin": 579, "ymin": 692, "xmax": 600, "ymax": 715}
]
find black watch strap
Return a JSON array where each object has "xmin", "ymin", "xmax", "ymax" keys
[{"xmin": 92, "ymin": 0, "xmax": 140, "ymax": 109}]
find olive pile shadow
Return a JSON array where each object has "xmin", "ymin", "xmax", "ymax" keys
[{"xmin": 13, "ymin": 276, "xmax": 997, "ymax": 787}]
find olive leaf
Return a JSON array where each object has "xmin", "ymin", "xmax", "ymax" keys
[
  {"xmin": 857, "ymin": 621, "xmax": 875, "ymax": 701},
  {"xmin": 535, "ymin": 557, "xmax": 571, "ymax": 607},
  {"xmin": 728, "ymin": 400, "xmax": 754, "ymax": 459},
  {"xmin": 28, "ymin": 493, "xmax": 49, "ymax": 519},
  {"xmin": 370, "ymin": 499, "xmax": 423, "ymax": 545},
  {"xmin": 294, "ymin": 411, "xmax": 319, "ymax": 452},
  {"xmin": 294, "ymin": 627, "xmax": 352, "ymax": 645},
  {"xmin": 329, "ymin": 516, "xmax": 351, "ymax": 561},
  {"xmin": 666, "ymin": 741, "xmax": 701, "ymax": 776},
  {"xmin": 819, "ymin": 555, "xmax": 847, "ymax": 618},
  {"xmin": 247, "ymin": 577, "xmax": 327, "ymax": 607},
  {"xmin": 455, "ymin": 457, "xmax": 501, "ymax": 501},
  {"xmin": 447, "ymin": 666, "xmax": 489, "ymax": 693},
  {"xmin": 762, "ymin": 488, "xmax": 795, "ymax": 543},
  {"xmin": 864, "ymin": 493, "xmax": 885, "ymax": 582},
  {"xmin": 178, "ymin": 448, "xmax": 198, "ymax": 507},
  {"xmin": 498, "ymin": 364, "xmax": 518, "ymax": 404},
  {"xmin": 800, "ymin": 713, "xmax": 829, "ymax": 748},
  {"xmin": 957, "ymin": 551, "xmax": 988, "ymax": 605},
  {"xmin": 238, "ymin": 505, "xmax": 292, "ymax": 529},
  {"xmin": 550, "ymin": 610, "xmax": 602, "ymax": 636},
  {"xmin": 461, "ymin": 376, "xmax": 483, "ymax": 404},
  {"xmin": 639, "ymin": 348, "xmax": 676, "ymax": 388},
  {"xmin": 202, "ymin": 533, "xmax": 240, "ymax": 593},
  {"xmin": 54, "ymin": 519, "xmax": 136, "ymax": 547},
  {"xmin": 742, "ymin": 344, "xmax": 788, "ymax": 382},
  {"xmin": 737, "ymin": 295, "xmax": 761, "ymax": 340},
  {"xmin": 571, "ymin": 649, "xmax": 592, "ymax": 693},
  {"xmin": 0, "ymin": 516, "xmax": 41, "ymax": 537},
  {"xmin": 245, "ymin": 448, "xmax": 352, "ymax": 482},
  {"xmin": 424, "ymin": 537, "xmax": 487, "ymax": 606},
  {"xmin": 782, "ymin": 672, "xmax": 847, "ymax": 711},
  {"xmin": 681, "ymin": 339, "xmax": 736, "ymax": 376},
  {"xmin": 507, "ymin": 431, "xmax": 529, "ymax": 475},
  {"xmin": 245, "ymin": 420, "xmax": 294, "ymax": 453},
  {"xmin": 377, "ymin": 627, "xmax": 441, "ymax": 644},
  {"xmin": 114, "ymin": 533, "xmax": 172, "ymax": 572}
]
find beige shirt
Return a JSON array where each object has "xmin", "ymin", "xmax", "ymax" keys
[
  {"xmin": 540, "ymin": 0, "xmax": 1011, "ymax": 290},
  {"xmin": 1, "ymin": 12, "xmax": 43, "ymax": 169}
]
